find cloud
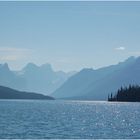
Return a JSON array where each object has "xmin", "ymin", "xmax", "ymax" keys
[
  {"xmin": 0, "ymin": 47, "xmax": 31, "ymax": 61},
  {"xmin": 0, "ymin": 55, "xmax": 19, "ymax": 61},
  {"xmin": 115, "ymin": 47, "xmax": 126, "ymax": 51},
  {"xmin": 0, "ymin": 47, "xmax": 29, "ymax": 52}
]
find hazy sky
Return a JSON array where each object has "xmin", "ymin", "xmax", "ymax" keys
[{"xmin": 0, "ymin": 1, "xmax": 140, "ymax": 72}]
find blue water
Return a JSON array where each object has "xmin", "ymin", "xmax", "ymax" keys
[{"xmin": 0, "ymin": 100, "xmax": 140, "ymax": 139}]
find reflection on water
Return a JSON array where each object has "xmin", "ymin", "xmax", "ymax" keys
[{"xmin": 0, "ymin": 100, "xmax": 140, "ymax": 139}]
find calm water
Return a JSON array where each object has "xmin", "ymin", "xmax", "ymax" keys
[{"xmin": 0, "ymin": 100, "xmax": 140, "ymax": 139}]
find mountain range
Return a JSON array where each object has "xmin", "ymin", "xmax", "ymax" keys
[
  {"xmin": 0, "ymin": 63, "xmax": 75, "ymax": 95},
  {"xmin": 52, "ymin": 56, "xmax": 140, "ymax": 100},
  {"xmin": 1, "ymin": 56, "xmax": 140, "ymax": 100}
]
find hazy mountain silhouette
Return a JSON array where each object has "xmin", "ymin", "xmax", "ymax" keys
[
  {"xmin": 0, "ymin": 63, "xmax": 26, "ymax": 90},
  {"xmin": 0, "ymin": 63, "xmax": 75, "ymax": 95},
  {"xmin": 0, "ymin": 85, "xmax": 54, "ymax": 100},
  {"xmin": 52, "ymin": 56, "xmax": 139, "ymax": 100}
]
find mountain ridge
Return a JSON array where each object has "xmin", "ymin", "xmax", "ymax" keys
[
  {"xmin": 0, "ymin": 85, "xmax": 54, "ymax": 100},
  {"xmin": 0, "ymin": 62, "xmax": 76, "ymax": 95},
  {"xmin": 52, "ymin": 56, "xmax": 139, "ymax": 100}
]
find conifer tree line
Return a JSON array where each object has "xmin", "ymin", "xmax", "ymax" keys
[{"xmin": 108, "ymin": 85, "xmax": 140, "ymax": 102}]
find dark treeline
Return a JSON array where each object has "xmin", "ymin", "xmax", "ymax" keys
[{"xmin": 108, "ymin": 85, "xmax": 140, "ymax": 102}]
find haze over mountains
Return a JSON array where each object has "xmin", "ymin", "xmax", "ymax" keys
[
  {"xmin": 1, "ymin": 56, "xmax": 140, "ymax": 100},
  {"xmin": 0, "ymin": 63, "xmax": 75, "ymax": 95},
  {"xmin": 52, "ymin": 56, "xmax": 140, "ymax": 100}
]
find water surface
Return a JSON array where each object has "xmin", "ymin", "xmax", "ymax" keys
[{"xmin": 0, "ymin": 100, "xmax": 140, "ymax": 139}]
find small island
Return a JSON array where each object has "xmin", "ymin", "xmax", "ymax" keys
[
  {"xmin": 108, "ymin": 85, "xmax": 140, "ymax": 102},
  {"xmin": 0, "ymin": 85, "xmax": 54, "ymax": 100}
]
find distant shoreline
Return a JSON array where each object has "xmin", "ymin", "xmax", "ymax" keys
[{"xmin": 0, "ymin": 85, "xmax": 55, "ymax": 100}]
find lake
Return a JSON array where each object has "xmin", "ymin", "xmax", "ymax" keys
[{"xmin": 0, "ymin": 100, "xmax": 140, "ymax": 139}]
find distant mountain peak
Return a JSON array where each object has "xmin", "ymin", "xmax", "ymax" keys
[
  {"xmin": 0, "ymin": 63, "xmax": 10, "ymax": 71},
  {"xmin": 117, "ymin": 56, "xmax": 136, "ymax": 66},
  {"xmin": 3, "ymin": 62, "xmax": 9, "ymax": 68},
  {"xmin": 23, "ymin": 63, "xmax": 38, "ymax": 71},
  {"xmin": 136, "ymin": 56, "xmax": 140, "ymax": 62},
  {"xmin": 23, "ymin": 63, "xmax": 53, "ymax": 71},
  {"xmin": 41, "ymin": 63, "xmax": 52, "ymax": 71},
  {"xmin": 80, "ymin": 68, "xmax": 94, "ymax": 73},
  {"xmin": 26, "ymin": 62, "xmax": 38, "ymax": 67},
  {"xmin": 125, "ymin": 56, "xmax": 136, "ymax": 62}
]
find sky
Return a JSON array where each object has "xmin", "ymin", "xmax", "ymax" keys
[{"xmin": 0, "ymin": 1, "xmax": 140, "ymax": 72}]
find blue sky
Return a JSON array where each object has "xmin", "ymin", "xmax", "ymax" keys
[{"xmin": 0, "ymin": 1, "xmax": 140, "ymax": 72}]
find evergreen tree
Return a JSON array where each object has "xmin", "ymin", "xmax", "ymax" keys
[{"xmin": 108, "ymin": 85, "xmax": 140, "ymax": 102}]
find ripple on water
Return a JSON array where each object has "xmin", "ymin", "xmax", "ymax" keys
[{"xmin": 0, "ymin": 100, "xmax": 140, "ymax": 139}]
